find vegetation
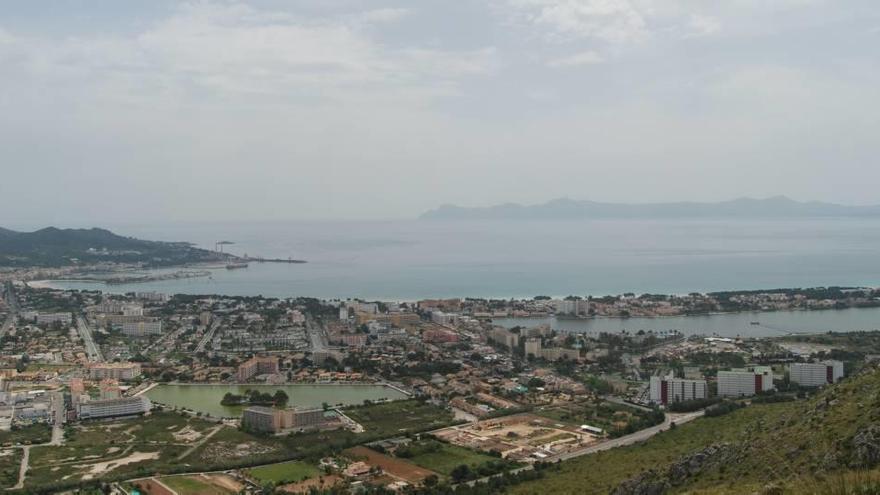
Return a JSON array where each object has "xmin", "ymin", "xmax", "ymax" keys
[
  {"xmin": 394, "ymin": 439, "xmax": 504, "ymax": 477},
  {"xmin": 0, "ymin": 423, "xmax": 52, "ymax": 446},
  {"xmin": 508, "ymin": 364, "xmax": 880, "ymax": 494},
  {"xmin": 244, "ymin": 460, "xmax": 321, "ymax": 484}
]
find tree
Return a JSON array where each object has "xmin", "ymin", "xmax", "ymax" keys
[
  {"xmin": 273, "ymin": 390, "xmax": 289, "ymax": 407},
  {"xmin": 451, "ymin": 464, "xmax": 472, "ymax": 483}
]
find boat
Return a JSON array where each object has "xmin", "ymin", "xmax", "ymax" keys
[
  {"xmin": 750, "ymin": 321, "xmax": 760, "ymax": 325},
  {"xmin": 225, "ymin": 262, "xmax": 249, "ymax": 270}
]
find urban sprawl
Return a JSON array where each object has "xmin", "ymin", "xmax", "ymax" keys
[{"xmin": 0, "ymin": 280, "xmax": 875, "ymax": 494}]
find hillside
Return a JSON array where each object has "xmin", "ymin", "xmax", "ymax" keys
[
  {"xmin": 420, "ymin": 197, "xmax": 880, "ymax": 220},
  {"xmin": 507, "ymin": 363, "xmax": 880, "ymax": 495},
  {"xmin": 0, "ymin": 227, "xmax": 233, "ymax": 267}
]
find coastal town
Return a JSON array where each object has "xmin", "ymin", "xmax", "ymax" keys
[{"xmin": 0, "ymin": 278, "xmax": 873, "ymax": 494}]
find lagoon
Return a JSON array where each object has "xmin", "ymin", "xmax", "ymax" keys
[
  {"xmin": 145, "ymin": 383, "xmax": 408, "ymax": 418},
  {"xmin": 494, "ymin": 306, "xmax": 880, "ymax": 339}
]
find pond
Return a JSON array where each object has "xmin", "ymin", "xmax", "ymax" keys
[{"xmin": 145, "ymin": 383, "xmax": 408, "ymax": 417}]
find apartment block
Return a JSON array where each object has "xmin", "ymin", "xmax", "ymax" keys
[{"xmin": 789, "ymin": 361, "xmax": 844, "ymax": 387}]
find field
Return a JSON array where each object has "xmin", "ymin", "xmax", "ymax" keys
[
  {"xmin": 0, "ymin": 424, "xmax": 52, "ymax": 446},
  {"xmin": 186, "ymin": 399, "xmax": 455, "ymax": 470},
  {"xmin": 16, "ymin": 399, "xmax": 455, "ymax": 492},
  {"xmin": 158, "ymin": 474, "xmax": 237, "ymax": 495},
  {"xmin": 245, "ymin": 460, "xmax": 322, "ymax": 484},
  {"xmin": 344, "ymin": 399, "xmax": 456, "ymax": 435},
  {"xmin": 534, "ymin": 399, "xmax": 664, "ymax": 437},
  {"xmin": 24, "ymin": 411, "xmax": 217, "ymax": 490},
  {"xmin": 344, "ymin": 445, "xmax": 437, "ymax": 483},
  {"xmin": 395, "ymin": 439, "xmax": 500, "ymax": 476},
  {"xmin": 433, "ymin": 413, "xmax": 596, "ymax": 462},
  {"xmin": 0, "ymin": 449, "xmax": 22, "ymax": 490}
]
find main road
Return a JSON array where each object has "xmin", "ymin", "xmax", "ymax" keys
[
  {"xmin": 76, "ymin": 315, "xmax": 103, "ymax": 362},
  {"xmin": 1, "ymin": 282, "xmax": 18, "ymax": 339}
]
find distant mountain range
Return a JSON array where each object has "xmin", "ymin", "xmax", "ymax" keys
[
  {"xmin": 419, "ymin": 196, "xmax": 880, "ymax": 220},
  {"xmin": 0, "ymin": 227, "xmax": 232, "ymax": 267}
]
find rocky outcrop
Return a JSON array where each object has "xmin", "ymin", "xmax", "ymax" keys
[
  {"xmin": 612, "ymin": 444, "xmax": 735, "ymax": 495},
  {"xmin": 851, "ymin": 425, "xmax": 880, "ymax": 468}
]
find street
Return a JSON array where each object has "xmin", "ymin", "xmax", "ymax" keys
[{"xmin": 76, "ymin": 315, "xmax": 103, "ymax": 362}]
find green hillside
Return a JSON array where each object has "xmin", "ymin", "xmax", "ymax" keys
[
  {"xmin": 508, "ymin": 363, "xmax": 880, "ymax": 495},
  {"xmin": 0, "ymin": 227, "xmax": 232, "ymax": 267}
]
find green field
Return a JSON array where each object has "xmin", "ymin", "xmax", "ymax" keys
[
  {"xmin": 398, "ymin": 440, "xmax": 500, "ymax": 476},
  {"xmin": 345, "ymin": 398, "xmax": 456, "ymax": 435},
  {"xmin": 0, "ymin": 424, "xmax": 52, "ymax": 446},
  {"xmin": 245, "ymin": 460, "xmax": 322, "ymax": 483},
  {"xmin": 0, "ymin": 449, "xmax": 22, "ymax": 490},
  {"xmin": 159, "ymin": 475, "xmax": 232, "ymax": 495}
]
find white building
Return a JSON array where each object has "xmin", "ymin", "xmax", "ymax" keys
[
  {"xmin": 35, "ymin": 313, "xmax": 72, "ymax": 325},
  {"xmin": 431, "ymin": 311, "xmax": 458, "ymax": 326},
  {"xmin": 88, "ymin": 362, "xmax": 142, "ymax": 381},
  {"xmin": 121, "ymin": 320, "xmax": 163, "ymax": 337},
  {"xmin": 717, "ymin": 368, "xmax": 774, "ymax": 397},
  {"xmin": 649, "ymin": 374, "xmax": 708, "ymax": 405},
  {"xmin": 524, "ymin": 338, "xmax": 542, "ymax": 358},
  {"xmin": 554, "ymin": 299, "xmax": 589, "ymax": 316},
  {"xmin": 77, "ymin": 396, "xmax": 151, "ymax": 420},
  {"xmin": 789, "ymin": 361, "xmax": 844, "ymax": 387}
]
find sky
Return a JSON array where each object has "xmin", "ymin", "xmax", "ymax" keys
[{"xmin": 1, "ymin": 0, "xmax": 879, "ymax": 225}]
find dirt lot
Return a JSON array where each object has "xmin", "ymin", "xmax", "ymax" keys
[
  {"xmin": 344, "ymin": 446, "xmax": 437, "ymax": 483},
  {"xmin": 433, "ymin": 413, "xmax": 596, "ymax": 462}
]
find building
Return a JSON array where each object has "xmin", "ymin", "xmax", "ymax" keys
[
  {"xmin": 237, "ymin": 356, "xmax": 279, "ymax": 381},
  {"xmin": 121, "ymin": 319, "xmax": 163, "ymax": 337},
  {"xmin": 649, "ymin": 374, "xmax": 708, "ymax": 405},
  {"xmin": 422, "ymin": 328, "xmax": 459, "ymax": 344},
  {"xmin": 524, "ymin": 338, "xmax": 541, "ymax": 358},
  {"xmin": 242, "ymin": 406, "xmax": 336, "ymax": 433},
  {"xmin": 717, "ymin": 368, "xmax": 774, "ymax": 397},
  {"xmin": 489, "ymin": 327, "xmax": 519, "ymax": 349},
  {"xmin": 77, "ymin": 396, "xmax": 151, "ymax": 420},
  {"xmin": 554, "ymin": 299, "xmax": 590, "ymax": 316},
  {"xmin": 541, "ymin": 347, "xmax": 580, "ymax": 362},
  {"xmin": 35, "ymin": 313, "xmax": 72, "ymax": 325},
  {"xmin": 199, "ymin": 311, "xmax": 213, "ymax": 326},
  {"xmin": 789, "ymin": 361, "xmax": 844, "ymax": 387},
  {"xmin": 88, "ymin": 362, "xmax": 142, "ymax": 381}
]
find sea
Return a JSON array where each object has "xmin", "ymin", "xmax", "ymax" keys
[
  {"xmin": 47, "ymin": 218, "xmax": 880, "ymax": 299},
  {"xmin": 45, "ymin": 218, "xmax": 880, "ymax": 336}
]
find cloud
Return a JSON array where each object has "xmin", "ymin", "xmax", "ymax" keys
[
  {"xmin": 2, "ymin": 1, "xmax": 495, "ymax": 102},
  {"xmin": 547, "ymin": 50, "xmax": 603, "ymax": 67},
  {"xmin": 684, "ymin": 14, "xmax": 721, "ymax": 38},
  {"xmin": 360, "ymin": 8, "xmax": 410, "ymax": 24},
  {"xmin": 504, "ymin": 0, "xmax": 648, "ymax": 43}
]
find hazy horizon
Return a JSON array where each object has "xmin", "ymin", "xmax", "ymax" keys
[{"xmin": 2, "ymin": 1, "xmax": 879, "ymax": 225}]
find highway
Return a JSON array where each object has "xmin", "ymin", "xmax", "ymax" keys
[
  {"xmin": 306, "ymin": 317, "xmax": 327, "ymax": 352},
  {"xmin": 195, "ymin": 320, "xmax": 221, "ymax": 353},
  {"xmin": 1, "ymin": 283, "xmax": 18, "ymax": 339},
  {"xmin": 76, "ymin": 315, "xmax": 103, "ymax": 362}
]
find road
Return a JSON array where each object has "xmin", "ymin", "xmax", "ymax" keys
[
  {"xmin": 462, "ymin": 410, "xmax": 704, "ymax": 487},
  {"xmin": 306, "ymin": 317, "xmax": 326, "ymax": 352},
  {"xmin": 50, "ymin": 392, "xmax": 65, "ymax": 446},
  {"xmin": 551, "ymin": 410, "xmax": 703, "ymax": 462},
  {"xmin": 76, "ymin": 315, "xmax": 103, "ymax": 362},
  {"xmin": 1, "ymin": 283, "xmax": 18, "ymax": 339},
  {"xmin": 14, "ymin": 446, "xmax": 29, "ymax": 489},
  {"xmin": 195, "ymin": 320, "xmax": 221, "ymax": 353}
]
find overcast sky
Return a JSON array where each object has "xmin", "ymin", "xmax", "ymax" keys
[{"xmin": 1, "ymin": 0, "xmax": 879, "ymax": 225}]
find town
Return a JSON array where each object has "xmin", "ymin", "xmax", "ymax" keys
[{"xmin": 0, "ymin": 280, "xmax": 871, "ymax": 494}]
